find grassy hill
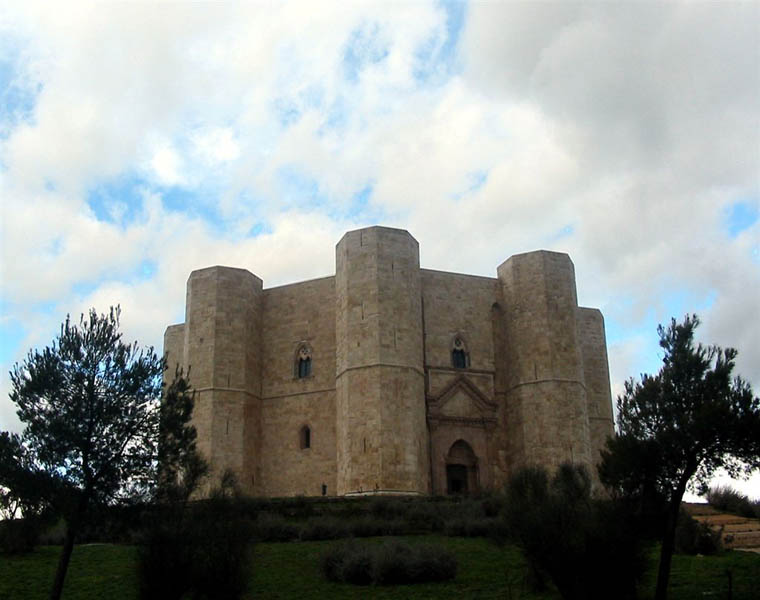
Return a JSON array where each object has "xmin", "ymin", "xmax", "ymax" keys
[{"xmin": 1, "ymin": 535, "xmax": 759, "ymax": 600}]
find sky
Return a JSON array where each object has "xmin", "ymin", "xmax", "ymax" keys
[{"xmin": 0, "ymin": 1, "xmax": 758, "ymax": 501}]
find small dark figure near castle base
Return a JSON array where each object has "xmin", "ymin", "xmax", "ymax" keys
[{"xmin": 164, "ymin": 226, "xmax": 614, "ymax": 497}]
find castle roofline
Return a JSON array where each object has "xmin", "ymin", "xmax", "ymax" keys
[{"xmin": 337, "ymin": 225, "xmax": 418, "ymax": 246}]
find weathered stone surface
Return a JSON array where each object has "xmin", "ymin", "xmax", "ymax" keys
[{"xmin": 164, "ymin": 226, "xmax": 614, "ymax": 497}]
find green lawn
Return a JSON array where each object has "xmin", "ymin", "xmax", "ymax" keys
[
  {"xmin": 1, "ymin": 538, "xmax": 758, "ymax": 600},
  {"xmin": 0, "ymin": 544, "xmax": 138, "ymax": 600}
]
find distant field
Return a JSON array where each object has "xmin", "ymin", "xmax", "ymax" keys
[{"xmin": 1, "ymin": 537, "xmax": 759, "ymax": 600}]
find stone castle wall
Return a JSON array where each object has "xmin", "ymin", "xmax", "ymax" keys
[{"xmin": 164, "ymin": 226, "xmax": 614, "ymax": 497}]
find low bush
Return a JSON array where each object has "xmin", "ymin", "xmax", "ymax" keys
[
  {"xmin": 406, "ymin": 502, "xmax": 445, "ymax": 532},
  {"xmin": 299, "ymin": 516, "xmax": 351, "ymax": 541},
  {"xmin": 444, "ymin": 516, "xmax": 499, "ymax": 538},
  {"xmin": 706, "ymin": 485, "xmax": 759, "ymax": 519},
  {"xmin": 340, "ymin": 543, "xmax": 375, "ymax": 585},
  {"xmin": 349, "ymin": 516, "xmax": 391, "ymax": 538},
  {"xmin": 320, "ymin": 539, "xmax": 457, "ymax": 586},
  {"xmin": 369, "ymin": 496, "xmax": 407, "ymax": 519},
  {"xmin": 674, "ymin": 510, "xmax": 722, "ymax": 555},
  {"xmin": 138, "ymin": 482, "xmax": 254, "ymax": 600},
  {"xmin": 252, "ymin": 513, "xmax": 299, "ymax": 542},
  {"xmin": 0, "ymin": 517, "xmax": 46, "ymax": 554}
]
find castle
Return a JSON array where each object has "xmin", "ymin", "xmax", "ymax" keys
[{"xmin": 163, "ymin": 226, "xmax": 614, "ymax": 497}]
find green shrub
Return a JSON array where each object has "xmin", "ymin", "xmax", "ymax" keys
[
  {"xmin": 674, "ymin": 510, "xmax": 722, "ymax": 555},
  {"xmin": 138, "ymin": 485, "xmax": 254, "ymax": 600},
  {"xmin": 372, "ymin": 541, "xmax": 414, "ymax": 585},
  {"xmin": 444, "ymin": 516, "xmax": 498, "ymax": 537},
  {"xmin": 299, "ymin": 516, "xmax": 350, "ymax": 541},
  {"xmin": 320, "ymin": 539, "xmax": 457, "ymax": 586},
  {"xmin": 349, "ymin": 516, "xmax": 388, "ymax": 537},
  {"xmin": 706, "ymin": 485, "xmax": 759, "ymax": 519},
  {"xmin": 480, "ymin": 494, "xmax": 505, "ymax": 518},
  {"xmin": 339, "ymin": 543, "xmax": 374, "ymax": 585},
  {"xmin": 252, "ymin": 512, "xmax": 299, "ymax": 542},
  {"xmin": 280, "ymin": 494, "xmax": 315, "ymax": 519},
  {"xmin": 407, "ymin": 544, "xmax": 458, "ymax": 583},
  {"xmin": 369, "ymin": 496, "xmax": 407, "ymax": 519},
  {"xmin": 504, "ymin": 463, "xmax": 648, "ymax": 600},
  {"xmin": 407, "ymin": 503, "xmax": 445, "ymax": 532},
  {"xmin": 0, "ymin": 517, "xmax": 46, "ymax": 554}
]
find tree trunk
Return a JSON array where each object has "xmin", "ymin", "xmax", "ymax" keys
[
  {"xmin": 48, "ymin": 522, "xmax": 76, "ymax": 600},
  {"xmin": 49, "ymin": 492, "xmax": 88, "ymax": 600},
  {"xmin": 654, "ymin": 476, "xmax": 690, "ymax": 600}
]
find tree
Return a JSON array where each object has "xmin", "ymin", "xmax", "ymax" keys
[
  {"xmin": 4, "ymin": 307, "xmax": 196, "ymax": 600},
  {"xmin": 600, "ymin": 314, "xmax": 760, "ymax": 600}
]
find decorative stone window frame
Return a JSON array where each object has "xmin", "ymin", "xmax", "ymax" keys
[
  {"xmin": 299, "ymin": 424, "xmax": 311, "ymax": 450},
  {"xmin": 294, "ymin": 342, "xmax": 313, "ymax": 379},
  {"xmin": 451, "ymin": 334, "xmax": 470, "ymax": 369}
]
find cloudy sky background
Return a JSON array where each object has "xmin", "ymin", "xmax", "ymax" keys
[{"xmin": 1, "ymin": 1, "xmax": 758, "ymax": 500}]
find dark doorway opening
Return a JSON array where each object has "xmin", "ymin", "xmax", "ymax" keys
[
  {"xmin": 446, "ymin": 464, "xmax": 468, "ymax": 494},
  {"xmin": 445, "ymin": 439, "xmax": 479, "ymax": 495}
]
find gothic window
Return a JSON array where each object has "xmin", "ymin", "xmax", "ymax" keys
[
  {"xmin": 295, "ymin": 344, "xmax": 312, "ymax": 378},
  {"xmin": 452, "ymin": 336, "xmax": 469, "ymax": 369},
  {"xmin": 300, "ymin": 425, "xmax": 311, "ymax": 449}
]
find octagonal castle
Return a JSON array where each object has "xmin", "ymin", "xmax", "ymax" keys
[{"xmin": 163, "ymin": 226, "xmax": 614, "ymax": 496}]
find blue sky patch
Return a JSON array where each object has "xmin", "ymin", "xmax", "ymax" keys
[
  {"xmin": 86, "ymin": 173, "xmax": 171, "ymax": 228},
  {"xmin": 341, "ymin": 184, "xmax": 386, "ymax": 224},
  {"xmin": 273, "ymin": 98, "xmax": 301, "ymax": 127},
  {"xmin": 0, "ymin": 320, "xmax": 26, "ymax": 365},
  {"xmin": 451, "ymin": 170, "xmax": 488, "ymax": 201},
  {"xmin": 343, "ymin": 23, "xmax": 390, "ymax": 83},
  {"xmin": 0, "ymin": 50, "xmax": 41, "ymax": 138},
  {"xmin": 548, "ymin": 224, "xmax": 575, "ymax": 242},
  {"xmin": 247, "ymin": 222, "xmax": 273, "ymax": 238},
  {"xmin": 83, "ymin": 173, "xmax": 237, "ymax": 236},
  {"xmin": 605, "ymin": 287, "xmax": 718, "ymax": 380},
  {"xmin": 138, "ymin": 259, "xmax": 157, "ymax": 280},
  {"xmin": 277, "ymin": 164, "xmax": 320, "ymax": 204},
  {"xmin": 413, "ymin": 0, "xmax": 466, "ymax": 83},
  {"xmin": 72, "ymin": 280, "xmax": 100, "ymax": 299},
  {"xmin": 160, "ymin": 185, "xmax": 230, "ymax": 232},
  {"xmin": 725, "ymin": 200, "xmax": 759, "ymax": 237}
]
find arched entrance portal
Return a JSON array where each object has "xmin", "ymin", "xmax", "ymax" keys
[{"xmin": 446, "ymin": 440, "xmax": 478, "ymax": 495}]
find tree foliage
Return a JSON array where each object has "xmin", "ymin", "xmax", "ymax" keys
[
  {"xmin": 600, "ymin": 314, "xmax": 760, "ymax": 600},
  {"xmin": 2, "ymin": 307, "xmax": 198, "ymax": 600},
  {"xmin": 0, "ymin": 432, "xmax": 58, "ymax": 553},
  {"xmin": 503, "ymin": 463, "xmax": 647, "ymax": 600}
]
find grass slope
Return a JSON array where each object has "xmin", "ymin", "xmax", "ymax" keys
[
  {"xmin": 0, "ymin": 544, "xmax": 137, "ymax": 600},
  {"xmin": 1, "ymin": 537, "xmax": 758, "ymax": 600}
]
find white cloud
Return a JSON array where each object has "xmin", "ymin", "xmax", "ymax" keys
[
  {"xmin": 147, "ymin": 139, "xmax": 185, "ymax": 187},
  {"xmin": 191, "ymin": 127, "xmax": 240, "ymax": 165}
]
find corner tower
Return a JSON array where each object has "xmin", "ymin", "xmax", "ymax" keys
[
  {"xmin": 497, "ymin": 251, "xmax": 593, "ymax": 474},
  {"xmin": 182, "ymin": 266, "xmax": 263, "ymax": 494},
  {"xmin": 335, "ymin": 227, "xmax": 429, "ymax": 495}
]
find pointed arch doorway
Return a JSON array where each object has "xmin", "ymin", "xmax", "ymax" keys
[{"xmin": 446, "ymin": 440, "xmax": 479, "ymax": 495}]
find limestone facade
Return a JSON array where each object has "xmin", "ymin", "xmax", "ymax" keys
[{"xmin": 164, "ymin": 226, "xmax": 614, "ymax": 497}]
